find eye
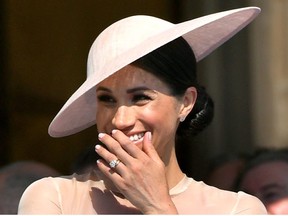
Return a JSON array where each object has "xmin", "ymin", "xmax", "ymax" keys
[
  {"xmin": 260, "ymin": 189, "xmax": 286, "ymax": 205},
  {"xmin": 132, "ymin": 94, "xmax": 152, "ymax": 104},
  {"xmin": 97, "ymin": 94, "xmax": 116, "ymax": 104}
]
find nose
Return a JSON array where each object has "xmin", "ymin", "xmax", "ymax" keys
[{"xmin": 112, "ymin": 105, "xmax": 136, "ymax": 130}]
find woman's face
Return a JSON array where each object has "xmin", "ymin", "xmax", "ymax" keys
[
  {"xmin": 95, "ymin": 64, "xmax": 189, "ymax": 159},
  {"xmin": 239, "ymin": 161, "xmax": 288, "ymax": 214}
]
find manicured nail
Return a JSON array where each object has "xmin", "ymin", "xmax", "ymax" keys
[
  {"xmin": 95, "ymin": 145, "xmax": 101, "ymax": 150},
  {"xmin": 147, "ymin": 131, "xmax": 152, "ymax": 141},
  {"xmin": 98, "ymin": 133, "xmax": 105, "ymax": 139},
  {"xmin": 112, "ymin": 129, "xmax": 117, "ymax": 134}
]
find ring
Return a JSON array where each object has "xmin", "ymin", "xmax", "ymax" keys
[{"xmin": 109, "ymin": 159, "xmax": 121, "ymax": 168}]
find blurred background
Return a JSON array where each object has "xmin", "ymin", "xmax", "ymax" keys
[{"xmin": 1, "ymin": 0, "xmax": 287, "ymax": 179}]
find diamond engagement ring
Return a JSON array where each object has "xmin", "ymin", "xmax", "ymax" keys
[{"xmin": 109, "ymin": 159, "xmax": 121, "ymax": 168}]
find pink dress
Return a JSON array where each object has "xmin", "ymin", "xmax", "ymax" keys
[{"xmin": 18, "ymin": 171, "xmax": 267, "ymax": 214}]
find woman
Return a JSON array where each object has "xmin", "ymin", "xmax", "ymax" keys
[
  {"xmin": 234, "ymin": 148, "xmax": 288, "ymax": 214},
  {"xmin": 18, "ymin": 7, "xmax": 267, "ymax": 214}
]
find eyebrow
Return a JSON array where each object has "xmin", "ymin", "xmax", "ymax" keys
[
  {"xmin": 96, "ymin": 86, "xmax": 111, "ymax": 93},
  {"xmin": 126, "ymin": 86, "xmax": 150, "ymax": 94},
  {"xmin": 96, "ymin": 86, "xmax": 152, "ymax": 94}
]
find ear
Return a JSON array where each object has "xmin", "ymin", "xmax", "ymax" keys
[{"xmin": 179, "ymin": 87, "xmax": 197, "ymax": 119}]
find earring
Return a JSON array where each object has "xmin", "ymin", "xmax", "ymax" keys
[{"xmin": 180, "ymin": 116, "xmax": 185, "ymax": 122}]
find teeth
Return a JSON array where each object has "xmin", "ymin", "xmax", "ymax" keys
[{"xmin": 129, "ymin": 133, "xmax": 144, "ymax": 141}]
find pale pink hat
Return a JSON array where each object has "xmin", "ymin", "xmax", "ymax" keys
[{"xmin": 49, "ymin": 7, "xmax": 260, "ymax": 137}]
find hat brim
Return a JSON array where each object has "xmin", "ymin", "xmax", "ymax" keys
[{"xmin": 48, "ymin": 6, "xmax": 260, "ymax": 137}]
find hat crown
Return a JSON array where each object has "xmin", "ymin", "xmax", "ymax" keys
[{"xmin": 87, "ymin": 15, "xmax": 173, "ymax": 81}]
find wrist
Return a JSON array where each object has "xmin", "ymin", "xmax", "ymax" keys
[{"xmin": 144, "ymin": 200, "xmax": 178, "ymax": 214}]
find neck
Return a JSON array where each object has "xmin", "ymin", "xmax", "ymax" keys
[{"xmin": 165, "ymin": 147, "xmax": 185, "ymax": 190}]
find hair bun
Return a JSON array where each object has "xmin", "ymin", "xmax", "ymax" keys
[{"xmin": 177, "ymin": 86, "xmax": 214, "ymax": 137}]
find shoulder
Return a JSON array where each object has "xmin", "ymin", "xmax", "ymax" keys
[
  {"xmin": 232, "ymin": 191, "xmax": 267, "ymax": 214},
  {"xmin": 18, "ymin": 176, "xmax": 62, "ymax": 214},
  {"xmin": 182, "ymin": 179, "xmax": 267, "ymax": 214},
  {"xmin": 21, "ymin": 170, "xmax": 103, "ymax": 197},
  {"xmin": 199, "ymin": 181, "xmax": 267, "ymax": 214},
  {"xmin": 18, "ymin": 171, "xmax": 103, "ymax": 214}
]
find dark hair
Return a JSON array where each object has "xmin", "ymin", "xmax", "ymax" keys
[{"xmin": 132, "ymin": 37, "xmax": 214, "ymax": 137}]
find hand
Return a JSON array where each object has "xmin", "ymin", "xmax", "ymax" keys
[{"xmin": 95, "ymin": 130, "xmax": 178, "ymax": 214}]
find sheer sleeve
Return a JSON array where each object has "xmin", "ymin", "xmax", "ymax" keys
[
  {"xmin": 232, "ymin": 192, "xmax": 267, "ymax": 214},
  {"xmin": 18, "ymin": 177, "xmax": 62, "ymax": 214}
]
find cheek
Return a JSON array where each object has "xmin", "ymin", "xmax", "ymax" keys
[
  {"xmin": 143, "ymin": 100, "xmax": 180, "ymax": 130},
  {"xmin": 95, "ymin": 107, "xmax": 113, "ymax": 131}
]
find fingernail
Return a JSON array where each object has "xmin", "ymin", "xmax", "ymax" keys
[
  {"xmin": 98, "ymin": 133, "xmax": 105, "ymax": 139},
  {"xmin": 95, "ymin": 145, "xmax": 101, "ymax": 150},
  {"xmin": 147, "ymin": 131, "xmax": 152, "ymax": 141},
  {"xmin": 112, "ymin": 129, "xmax": 117, "ymax": 134}
]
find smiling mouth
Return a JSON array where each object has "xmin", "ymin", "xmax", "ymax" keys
[{"xmin": 129, "ymin": 132, "xmax": 145, "ymax": 142}]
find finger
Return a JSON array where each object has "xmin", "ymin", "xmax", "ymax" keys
[
  {"xmin": 111, "ymin": 130, "xmax": 146, "ymax": 159},
  {"xmin": 142, "ymin": 132, "xmax": 159, "ymax": 158},
  {"xmin": 98, "ymin": 133, "xmax": 124, "ymax": 154},
  {"xmin": 96, "ymin": 158, "xmax": 124, "ymax": 182},
  {"xmin": 95, "ymin": 142, "xmax": 117, "ymax": 164},
  {"xmin": 97, "ymin": 133, "xmax": 130, "ymax": 165},
  {"xmin": 142, "ymin": 132, "xmax": 164, "ymax": 168},
  {"xmin": 95, "ymin": 144, "xmax": 126, "ymax": 174}
]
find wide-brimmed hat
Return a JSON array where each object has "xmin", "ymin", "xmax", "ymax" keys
[{"xmin": 48, "ymin": 6, "xmax": 260, "ymax": 137}]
